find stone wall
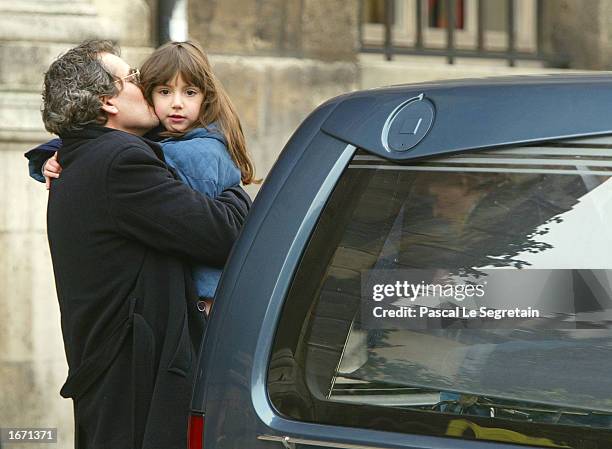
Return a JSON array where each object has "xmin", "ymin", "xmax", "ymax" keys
[
  {"xmin": 542, "ymin": 0, "xmax": 612, "ymax": 69},
  {"xmin": 359, "ymin": 56, "xmax": 572, "ymax": 90},
  {"xmin": 90, "ymin": 0, "xmax": 153, "ymax": 47},
  {"xmin": 209, "ymin": 55, "xmax": 358, "ymax": 196},
  {"xmin": 188, "ymin": 0, "xmax": 359, "ymax": 61},
  {"xmin": 0, "ymin": 141, "xmax": 74, "ymax": 447}
]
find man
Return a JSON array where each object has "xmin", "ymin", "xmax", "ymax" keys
[{"xmin": 41, "ymin": 40, "xmax": 251, "ymax": 449}]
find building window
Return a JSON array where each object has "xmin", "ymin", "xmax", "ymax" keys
[{"xmin": 361, "ymin": 0, "xmax": 537, "ymax": 54}]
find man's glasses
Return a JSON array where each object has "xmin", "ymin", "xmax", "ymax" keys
[{"xmin": 114, "ymin": 68, "xmax": 140, "ymax": 85}]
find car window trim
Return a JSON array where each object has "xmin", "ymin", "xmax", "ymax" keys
[
  {"xmin": 251, "ymin": 144, "xmax": 358, "ymax": 424},
  {"xmin": 258, "ymin": 434, "xmax": 389, "ymax": 449}
]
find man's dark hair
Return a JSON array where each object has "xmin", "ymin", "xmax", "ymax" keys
[{"xmin": 42, "ymin": 40, "xmax": 121, "ymax": 135}]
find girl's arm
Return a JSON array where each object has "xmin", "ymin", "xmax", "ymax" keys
[{"xmin": 24, "ymin": 138, "xmax": 63, "ymax": 188}]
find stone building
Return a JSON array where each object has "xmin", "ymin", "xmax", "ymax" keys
[{"xmin": 0, "ymin": 0, "xmax": 610, "ymax": 446}]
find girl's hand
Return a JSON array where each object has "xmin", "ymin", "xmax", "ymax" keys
[
  {"xmin": 197, "ymin": 298, "xmax": 213, "ymax": 317},
  {"xmin": 203, "ymin": 298, "xmax": 213, "ymax": 316},
  {"xmin": 43, "ymin": 152, "xmax": 62, "ymax": 190}
]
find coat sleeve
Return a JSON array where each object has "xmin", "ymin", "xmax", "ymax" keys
[
  {"xmin": 24, "ymin": 138, "xmax": 62, "ymax": 182},
  {"xmin": 106, "ymin": 145, "xmax": 251, "ymax": 267}
]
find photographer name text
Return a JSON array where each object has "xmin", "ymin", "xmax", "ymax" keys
[{"xmin": 372, "ymin": 305, "xmax": 540, "ymax": 320}]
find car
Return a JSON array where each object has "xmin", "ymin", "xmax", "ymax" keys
[{"xmin": 188, "ymin": 75, "xmax": 612, "ymax": 449}]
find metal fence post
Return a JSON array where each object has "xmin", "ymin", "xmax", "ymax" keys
[
  {"xmin": 507, "ymin": 0, "xmax": 516, "ymax": 66},
  {"xmin": 384, "ymin": 0, "xmax": 394, "ymax": 60},
  {"xmin": 446, "ymin": 0, "xmax": 455, "ymax": 64}
]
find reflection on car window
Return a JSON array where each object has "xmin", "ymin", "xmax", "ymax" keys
[{"xmin": 268, "ymin": 137, "xmax": 612, "ymax": 448}]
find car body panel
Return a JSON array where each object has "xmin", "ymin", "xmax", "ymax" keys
[{"xmin": 321, "ymin": 75, "xmax": 612, "ymax": 161}]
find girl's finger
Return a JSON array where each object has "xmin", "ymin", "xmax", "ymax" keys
[{"xmin": 48, "ymin": 161, "xmax": 62, "ymax": 172}]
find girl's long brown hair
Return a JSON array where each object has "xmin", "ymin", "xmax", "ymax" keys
[{"xmin": 140, "ymin": 41, "xmax": 258, "ymax": 184}]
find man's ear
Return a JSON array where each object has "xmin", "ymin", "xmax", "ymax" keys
[{"xmin": 100, "ymin": 96, "xmax": 119, "ymax": 116}]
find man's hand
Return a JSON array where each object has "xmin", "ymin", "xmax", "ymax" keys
[{"xmin": 43, "ymin": 152, "xmax": 62, "ymax": 190}]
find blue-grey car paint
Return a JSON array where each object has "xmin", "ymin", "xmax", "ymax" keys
[
  {"xmin": 192, "ymin": 76, "xmax": 612, "ymax": 448},
  {"xmin": 322, "ymin": 75, "xmax": 612, "ymax": 161}
]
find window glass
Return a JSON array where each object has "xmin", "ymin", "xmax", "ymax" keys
[
  {"xmin": 268, "ymin": 137, "xmax": 612, "ymax": 448},
  {"xmin": 428, "ymin": 0, "xmax": 465, "ymax": 29}
]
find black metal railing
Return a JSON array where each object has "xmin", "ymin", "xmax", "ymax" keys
[{"xmin": 359, "ymin": 0, "xmax": 545, "ymax": 66}]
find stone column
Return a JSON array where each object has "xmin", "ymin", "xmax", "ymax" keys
[
  {"xmin": 0, "ymin": 0, "xmax": 119, "ymax": 142},
  {"xmin": 542, "ymin": 0, "xmax": 612, "ymax": 69}
]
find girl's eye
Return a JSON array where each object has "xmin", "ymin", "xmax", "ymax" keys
[
  {"xmin": 157, "ymin": 88, "xmax": 170, "ymax": 95},
  {"xmin": 186, "ymin": 89, "xmax": 199, "ymax": 96}
]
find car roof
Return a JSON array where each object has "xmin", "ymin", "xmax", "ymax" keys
[{"xmin": 320, "ymin": 73, "xmax": 612, "ymax": 161}]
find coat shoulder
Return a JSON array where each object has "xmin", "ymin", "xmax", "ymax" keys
[
  {"xmin": 100, "ymin": 131, "xmax": 165, "ymax": 167},
  {"xmin": 104, "ymin": 130, "xmax": 156, "ymax": 154}
]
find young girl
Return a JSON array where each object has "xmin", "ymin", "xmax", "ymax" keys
[{"xmin": 26, "ymin": 40, "xmax": 258, "ymax": 313}]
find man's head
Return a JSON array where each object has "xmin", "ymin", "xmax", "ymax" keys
[{"xmin": 42, "ymin": 40, "xmax": 159, "ymax": 137}]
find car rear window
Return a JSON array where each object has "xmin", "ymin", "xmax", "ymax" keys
[{"xmin": 267, "ymin": 136, "xmax": 612, "ymax": 448}]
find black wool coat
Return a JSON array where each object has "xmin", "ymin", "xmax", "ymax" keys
[{"xmin": 47, "ymin": 126, "xmax": 251, "ymax": 449}]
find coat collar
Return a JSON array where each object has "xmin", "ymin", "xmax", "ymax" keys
[
  {"xmin": 60, "ymin": 125, "xmax": 165, "ymax": 161},
  {"xmin": 60, "ymin": 124, "xmax": 114, "ymax": 144}
]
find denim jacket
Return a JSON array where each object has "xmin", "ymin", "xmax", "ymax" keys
[{"xmin": 161, "ymin": 126, "xmax": 241, "ymax": 298}]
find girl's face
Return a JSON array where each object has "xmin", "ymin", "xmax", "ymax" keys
[{"xmin": 152, "ymin": 73, "xmax": 204, "ymax": 133}]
